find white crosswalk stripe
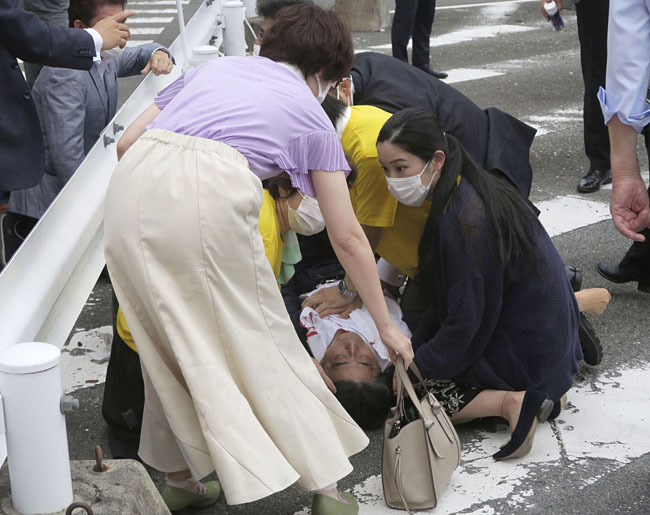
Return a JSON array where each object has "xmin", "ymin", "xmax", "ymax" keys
[
  {"xmin": 361, "ymin": 24, "xmax": 535, "ymax": 51},
  {"xmin": 129, "ymin": 16, "xmax": 174, "ymax": 23}
]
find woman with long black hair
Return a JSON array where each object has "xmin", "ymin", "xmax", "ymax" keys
[{"xmin": 376, "ymin": 108, "xmax": 583, "ymax": 460}]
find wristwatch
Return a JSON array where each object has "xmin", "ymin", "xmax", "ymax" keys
[{"xmin": 338, "ymin": 278, "xmax": 358, "ymax": 298}]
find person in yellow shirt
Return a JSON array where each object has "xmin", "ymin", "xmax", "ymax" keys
[
  {"xmin": 306, "ymin": 83, "xmax": 431, "ymax": 322},
  {"xmin": 309, "ymin": 86, "xmax": 610, "ymax": 360}
]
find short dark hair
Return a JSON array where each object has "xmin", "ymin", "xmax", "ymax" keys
[
  {"xmin": 260, "ymin": 4, "xmax": 354, "ymax": 82},
  {"xmin": 257, "ymin": 0, "xmax": 312, "ymax": 19},
  {"xmin": 266, "ymin": 172, "xmax": 298, "ymax": 199},
  {"xmin": 321, "ymin": 94, "xmax": 348, "ymax": 127},
  {"xmin": 334, "ymin": 375, "xmax": 393, "ymax": 430},
  {"xmin": 69, "ymin": 0, "xmax": 126, "ymax": 27}
]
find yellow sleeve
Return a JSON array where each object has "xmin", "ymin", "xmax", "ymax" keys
[
  {"xmin": 116, "ymin": 306, "xmax": 138, "ymax": 353},
  {"xmin": 258, "ymin": 191, "xmax": 283, "ymax": 279},
  {"xmin": 352, "ymin": 154, "xmax": 398, "ymax": 228}
]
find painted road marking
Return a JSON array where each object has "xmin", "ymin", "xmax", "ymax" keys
[
  {"xmin": 524, "ymin": 107, "xmax": 583, "ymax": 137},
  {"xmin": 437, "ymin": 0, "xmax": 539, "ymax": 10},
  {"xmin": 443, "ymin": 68, "xmax": 505, "ymax": 84},
  {"xmin": 129, "ymin": 16, "xmax": 174, "ymax": 23},
  {"xmin": 538, "ymin": 195, "xmax": 611, "ymax": 237},
  {"xmin": 134, "ymin": 8, "xmax": 179, "ymax": 13},
  {"xmin": 366, "ymin": 24, "xmax": 534, "ymax": 51},
  {"xmin": 291, "ymin": 364, "xmax": 650, "ymax": 514},
  {"xmin": 391, "ymin": 0, "xmax": 540, "ymax": 14},
  {"xmin": 129, "ymin": 0, "xmax": 189, "ymax": 4},
  {"xmin": 131, "ymin": 27, "xmax": 165, "ymax": 35}
]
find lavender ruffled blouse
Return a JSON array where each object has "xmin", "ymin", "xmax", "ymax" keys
[{"xmin": 148, "ymin": 56, "xmax": 350, "ymax": 196}]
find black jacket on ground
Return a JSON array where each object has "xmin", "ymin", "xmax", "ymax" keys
[
  {"xmin": 351, "ymin": 52, "xmax": 537, "ymax": 198},
  {"xmin": 0, "ymin": 0, "xmax": 94, "ymax": 191}
]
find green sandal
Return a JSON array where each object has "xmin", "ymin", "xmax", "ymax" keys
[
  {"xmin": 312, "ymin": 492, "xmax": 359, "ymax": 515},
  {"xmin": 161, "ymin": 480, "xmax": 221, "ymax": 511}
]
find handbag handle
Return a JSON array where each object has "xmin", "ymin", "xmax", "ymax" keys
[
  {"xmin": 394, "ymin": 357, "xmax": 430, "ymax": 422},
  {"xmin": 395, "ymin": 358, "xmax": 455, "ymax": 445}
]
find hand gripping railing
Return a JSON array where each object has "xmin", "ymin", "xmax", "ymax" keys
[{"xmin": 0, "ymin": 1, "xmax": 247, "ymax": 512}]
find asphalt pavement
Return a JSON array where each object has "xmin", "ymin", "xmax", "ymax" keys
[{"xmin": 59, "ymin": 1, "xmax": 650, "ymax": 514}]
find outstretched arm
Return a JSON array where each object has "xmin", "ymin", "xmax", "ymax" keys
[
  {"xmin": 116, "ymin": 103, "xmax": 161, "ymax": 160},
  {"xmin": 311, "ymin": 169, "xmax": 414, "ymax": 366}
]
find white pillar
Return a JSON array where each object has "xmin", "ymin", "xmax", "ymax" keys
[
  {"xmin": 0, "ymin": 343, "xmax": 72, "ymax": 514},
  {"xmin": 223, "ymin": 1, "xmax": 247, "ymax": 56}
]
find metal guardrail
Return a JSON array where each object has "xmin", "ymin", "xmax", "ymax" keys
[{"xmin": 0, "ymin": 0, "xmax": 246, "ymax": 505}]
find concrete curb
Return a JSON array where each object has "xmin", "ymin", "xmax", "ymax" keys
[{"xmin": 0, "ymin": 459, "xmax": 170, "ymax": 514}]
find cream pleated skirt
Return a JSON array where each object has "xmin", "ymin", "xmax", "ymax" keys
[{"xmin": 104, "ymin": 129, "xmax": 369, "ymax": 505}]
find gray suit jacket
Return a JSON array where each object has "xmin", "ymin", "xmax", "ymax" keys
[{"xmin": 10, "ymin": 43, "xmax": 165, "ymax": 218}]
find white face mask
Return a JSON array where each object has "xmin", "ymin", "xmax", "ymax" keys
[
  {"xmin": 100, "ymin": 45, "xmax": 125, "ymax": 61},
  {"xmin": 315, "ymin": 75, "xmax": 332, "ymax": 104},
  {"xmin": 386, "ymin": 160, "xmax": 437, "ymax": 207},
  {"xmin": 253, "ymin": 43, "xmax": 261, "ymax": 56},
  {"xmin": 287, "ymin": 193, "xmax": 326, "ymax": 235}
]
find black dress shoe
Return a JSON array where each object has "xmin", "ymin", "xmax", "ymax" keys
[
  {"xmin": 596, "ymin": 261, "xmax": 650, "ymax": 293},
  {"xmin": 578, "ymin": 313, "xmax": 602, "ymax": 366},
  {"xmin": 565, "ymin": 265, "xmax": 582, "ymax": 292},
  {"xmin": 493, "ymin": 390, "xmax": 554, "ymax": 460},
  {"xmin": 415, "ymin": 64, "xmax": 448, "ymax": 79},
  {"xmin": 577, "ymin": 169, "xmax": 611, "ymax": 193}
]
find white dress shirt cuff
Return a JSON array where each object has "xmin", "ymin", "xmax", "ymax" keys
[
  {"xmin": 599, "ymin": 87, "xmax": 650, "ymax": 134},
  {"xmin": 84, "ymin": 28, "xmax": 103, "ymax": 62}
]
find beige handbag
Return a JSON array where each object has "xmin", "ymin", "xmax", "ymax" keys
[{"xmin": 382, "ymin": 358, "xmax": 461, "ymax": 513}]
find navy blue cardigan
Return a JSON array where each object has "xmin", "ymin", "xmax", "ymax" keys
[{"xmin": 412, "ymin": 180, "xmax": 582, "ymax": 401}]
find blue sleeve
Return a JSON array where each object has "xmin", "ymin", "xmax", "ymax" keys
[
  {"xmin": 412, "ymin": 207, "xmax": 505, "ymax": 380},
  {"xmin": 116, "ymin": 43, "xmax": 170, "ymax": 78},
  {"xmin": 34, "ymin": 68, "xmax": 88, "ymax": 186},
  {"xmin": 0, "ymin": 0, "xmax": 94, "ymax": 68},
  {"xmin": 598, "ymin": 0, "xmax": 650, "ymax": 132}
]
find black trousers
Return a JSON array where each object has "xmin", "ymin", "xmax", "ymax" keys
[
  {"xmin": 576, "ymin": 0, "xmax": 611, "ymax": 172},
  {"xmin": 618, "ymin": 128, "xmax": 650, "ymax": 281},
  {"xmin": 102, "ymin": 293, "xmax": 144, "ymax": 459},
  {"xmin": 391, "ymin": 0, "xmax": 436, "ymax": 67}
]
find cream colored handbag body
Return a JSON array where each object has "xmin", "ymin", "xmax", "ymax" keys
[{"xmin": 382, "ymin": 358, "xmax": 461, "ymax": 513}]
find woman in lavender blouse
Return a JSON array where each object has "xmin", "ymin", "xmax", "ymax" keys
[{"xmin": 103, "ymin": 4, "xmax": 413, "ymax": 514}]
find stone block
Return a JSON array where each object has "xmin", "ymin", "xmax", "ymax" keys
[
  {"xmin": 336, "ymin": 0, "xmax": 389, "ymax": 32},
  {"xmin": 0, "ymin": 459, "xmax": 170, "ymax": 514}
]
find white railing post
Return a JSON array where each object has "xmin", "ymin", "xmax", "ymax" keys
[
  {"xmin": 223, "ymin": 1, "xmax": 247, "ymax": 56},
  {"xmin": 0, "ymin": 343, "xmax": 73, "ymax": 514},
  {"xmin": 176, "ymin": 0, "xmax": 191, "ymax": 63}
]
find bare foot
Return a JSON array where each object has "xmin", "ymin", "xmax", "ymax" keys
[{"xmin": 575, "ymin": 288, "xmax": 611, "ymax": 315}]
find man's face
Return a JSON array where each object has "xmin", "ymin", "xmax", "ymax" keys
[
  {"xmin": 255, "ymin": 17, "xmax": 275, "ymax": 46},
  {"xmin": 321, "ymin": 330, "xmax": 381, "ymax": 384}
]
